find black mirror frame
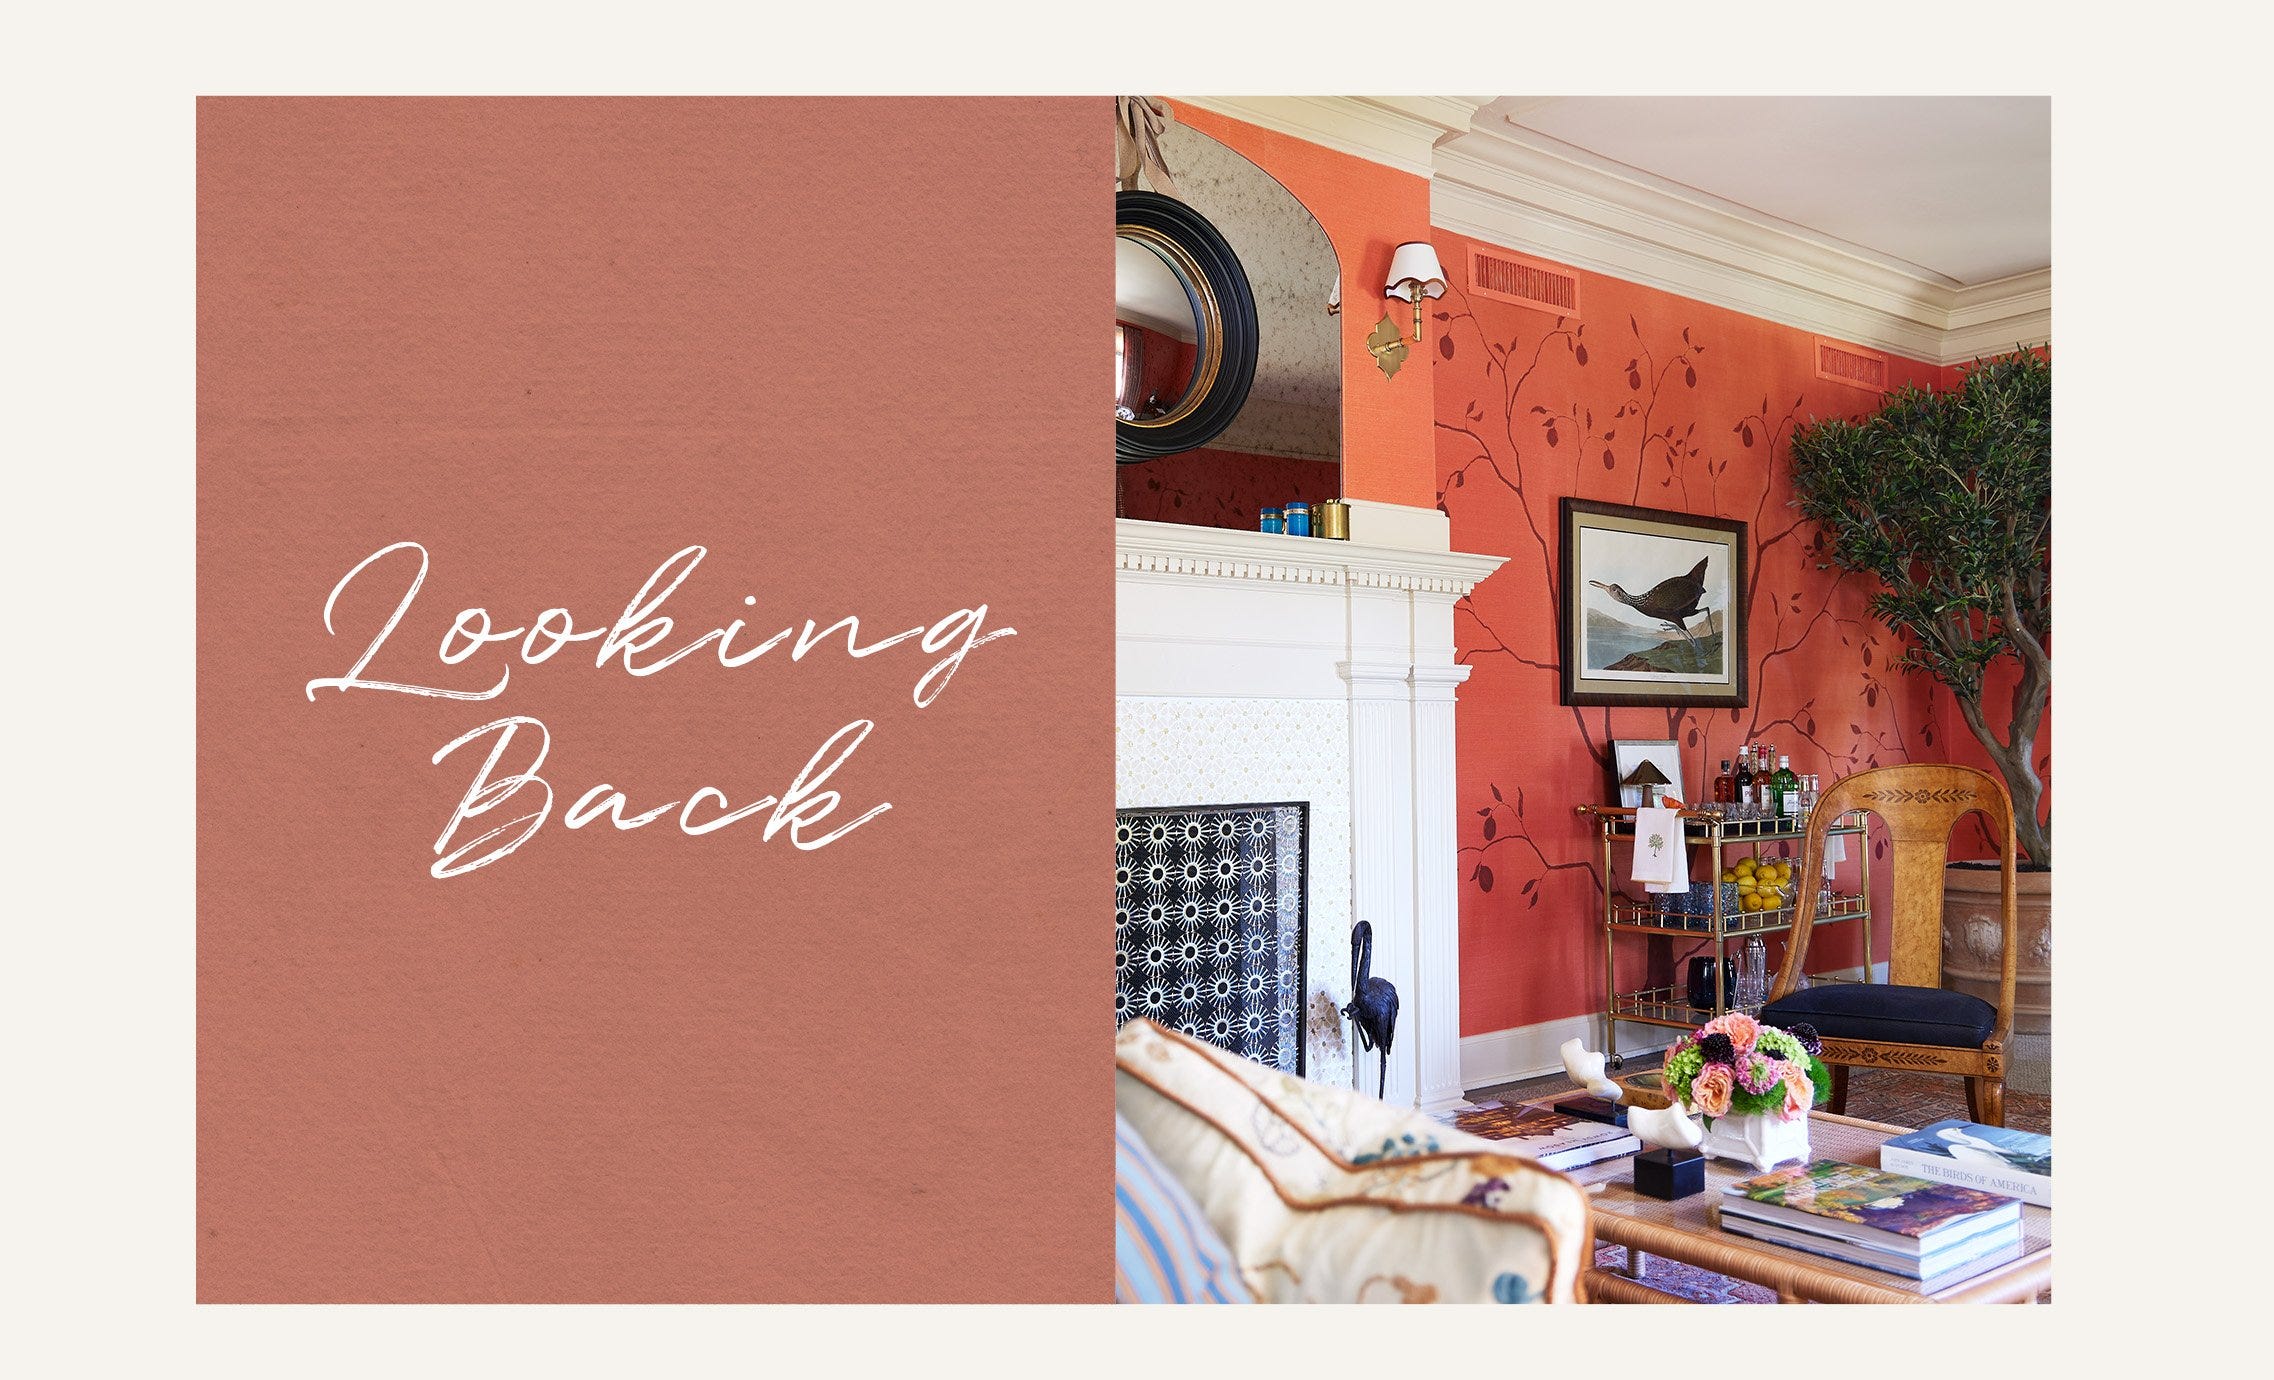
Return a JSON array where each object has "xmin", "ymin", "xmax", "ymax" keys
[{"xmin": 1115, "ymin": 190, "xmax": 1259, "ymax": 465}]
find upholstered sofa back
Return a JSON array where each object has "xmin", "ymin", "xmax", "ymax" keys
[{"xmin": 1115, "ymin": 1019, "xmax": 1591, "ymax": 1303}]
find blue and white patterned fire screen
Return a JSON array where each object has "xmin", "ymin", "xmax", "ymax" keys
[{"xmin": 1114, "ymin": 802, "xmax": 1306, "ymax": 1075}]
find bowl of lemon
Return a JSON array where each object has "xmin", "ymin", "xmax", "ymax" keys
[{"xmin": 1721, "ymin": 855, "xmax": 1796, "ymax": 917}]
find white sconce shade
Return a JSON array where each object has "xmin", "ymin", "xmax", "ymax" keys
[
  {"xmin": 1383, "ymin": 242, "xmax": 1447, "ymax": 302},
  {"xmin": 1383, "ymin": 241, "xmax": 1446, "ymax": 349},
  {"xmin": 1326, "ymin": 276, "xmax": 1341, "ymax": 315}
]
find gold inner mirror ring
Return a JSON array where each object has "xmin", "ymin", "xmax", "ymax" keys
[{"xmin": 1117, "ymin": 223, "xmax": 1223, "ymax": 430}]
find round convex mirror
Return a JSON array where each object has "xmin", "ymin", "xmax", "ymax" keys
[
  {"xmin": 1115, "ymin": 236, "xmax": 1204, "ymax": 421},
  {"xmin": 1115, "ymin": 191, "xmax": 1257, "ymax": 464}
]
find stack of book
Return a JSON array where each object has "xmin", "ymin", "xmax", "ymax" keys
[
  {"xmin": 1718, "ymin": 1159, "xmax": 2025, "ymax": 1288},
  {"xmin": 1879, "ymin": 1119, "xmax": 2052, "ymax": 1207},
  {"xmin": 1430, "ymin": 1100, "xmax": 1641, "ymax": 1172}
]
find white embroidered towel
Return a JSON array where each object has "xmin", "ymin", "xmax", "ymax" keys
[
  {"xmin": 1631, "ymin": 807, "xmax": 1689, "ymax": 894},
  {"xmin": 1822, "ymin": 829, "xmax": 1848, "ymax": 878}
]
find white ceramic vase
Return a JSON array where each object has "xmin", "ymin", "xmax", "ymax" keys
[{"xmin": 1697, "ymin": 1110, "xmax": 1811, "ymax": 1174}]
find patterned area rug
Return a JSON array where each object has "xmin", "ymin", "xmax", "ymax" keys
[{"xmin": 1588, "ymin": 1068, "xmax": 2051, "ymax": 1304}]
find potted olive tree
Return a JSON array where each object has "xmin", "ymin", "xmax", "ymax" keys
[{"xmin": 1787, "ymin": 351, "xmax": 2050, "ymax": 1083}]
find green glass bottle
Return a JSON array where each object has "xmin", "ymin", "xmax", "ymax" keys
[{"xmin": 1771, "ymin": 754, "xmax": 1802, "ymax": 822}]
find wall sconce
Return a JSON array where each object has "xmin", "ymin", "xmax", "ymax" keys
[
  {"xmin": 1367, "ymin": 242, "xmax": 1445, "ymax": 379},
  {"xmin": 1326, "ymin": 277, "xmax": 1341, "ymax": 317},
  {"xmin": 1384, "ymin": 242, "xmax": 1447, "ymax": 344}
]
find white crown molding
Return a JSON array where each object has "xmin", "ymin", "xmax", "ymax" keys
[
  {"xmin": 1172, "ymin": 97, "xmax": 2048, "ymax": 366},
  {"xmin": 1176, "ymin": 96, "xmax": 1486, "ymax": 180},
  {"xmin": 1117, "ymin": 518, "xmax": 1507, "ymax": 597},
  {"xmin": 1431, "ymin": 128, "xmax": 2050, "ymax": 368},
  {"xmin": 1941, "ymin": 269, "xmax": 2052, "ymax": 366}
]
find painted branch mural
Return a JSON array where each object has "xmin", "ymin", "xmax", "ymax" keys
[{"xmin": 1428, "ymin": 231, "xmax": 1949, "ymax": 1036}]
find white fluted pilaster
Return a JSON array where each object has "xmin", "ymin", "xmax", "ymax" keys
[
  {"xmin": 1410, "ymin": 661, "xmax": 1473, "ymax": 1112},
  {"xmin": 1340, "ymin": 657, "xmax": 1417, "ymax": 1105}
]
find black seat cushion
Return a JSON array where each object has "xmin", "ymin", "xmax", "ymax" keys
[{"xmin": 1760, "ymin": 984, "xmax": 1996, "ymax": 1050}]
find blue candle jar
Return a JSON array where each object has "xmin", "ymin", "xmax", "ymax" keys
[
  {"xmin": 1285, "ymin": 501, "xmax": 1312, "ymax": 536},
  {"xmin": 1259, "ymin": 506, "xmax": 1284, "ymax": 534}
]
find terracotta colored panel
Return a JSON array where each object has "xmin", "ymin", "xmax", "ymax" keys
[{"xmin": 199, "ymin": 97, "xmax": 1114, "ymax": 1302}]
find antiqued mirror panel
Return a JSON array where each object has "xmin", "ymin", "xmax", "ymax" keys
[{"xmin": 1117, "ymin": 122, "xmax": 1341, "ymax": 530}]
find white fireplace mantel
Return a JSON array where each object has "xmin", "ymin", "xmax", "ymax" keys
[
  {"xmin": 1116, "ymin": 520, "xmax": 1507, "ymax": 594},
  {"xmin": 1116, "ymin": 515, "xmax": 1507, "ymax": 1111}
]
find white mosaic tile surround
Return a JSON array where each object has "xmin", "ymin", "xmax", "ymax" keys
[{"xmin": 1118, "ymin": 696, "xmax": 1356, "ymax": 1088}]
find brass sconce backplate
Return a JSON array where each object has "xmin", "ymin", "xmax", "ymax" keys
[{"xmin": 1367, "ymin": 312, "xmax": 1409, "ymax": 379}]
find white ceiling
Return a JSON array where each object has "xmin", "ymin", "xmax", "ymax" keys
[{"xmin": 1478, "ymin": 96, "xmax": 2050, "ymax": 287}]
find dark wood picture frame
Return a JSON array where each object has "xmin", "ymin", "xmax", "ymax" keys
[{"xmin": 1560, "ymin": 498, "xmax": 1748, "ymax": 707}]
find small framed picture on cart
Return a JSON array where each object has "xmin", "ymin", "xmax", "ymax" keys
[{"xmin": 1610, "ymin": 739, "xmax": 1684, "ymax": 810}]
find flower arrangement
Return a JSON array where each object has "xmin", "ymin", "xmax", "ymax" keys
[{"xmin": 1660, "ymin": 1013, "xmax": 1831, "ymax": 1124}]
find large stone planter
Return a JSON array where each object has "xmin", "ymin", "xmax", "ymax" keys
[{"xmin": 1942, "ymin": 864, "xmax": 2051, "ymax": 1093}]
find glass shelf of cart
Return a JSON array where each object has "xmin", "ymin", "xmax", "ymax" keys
[
  {"xmin": 1606, "ymin": 891, "xmax": 1869, "ymax": 937},
  {"xmin": 1611, "ymin": 985, "xmax": 1760, "ymax": 1027},
  {"xmin": 1579, "ymin": 805, "xmax": 1863, "ymax": 844}
]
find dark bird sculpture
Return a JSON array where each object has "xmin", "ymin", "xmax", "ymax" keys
[{"xmin": 1340, "ymin": 921, "xmax": 1399, "ymax": 1100}]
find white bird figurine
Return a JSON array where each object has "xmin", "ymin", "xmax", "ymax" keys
[
  {"xmin": 1626, "ymin": 1100, "xmax": 1705, "ymax": 1152},
  {"xmin": 1558, "ymin": 1038, "xmax": 1624, "ymax": 1101}
]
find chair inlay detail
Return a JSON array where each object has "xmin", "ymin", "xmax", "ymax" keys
[{"xmin": 1860, "ymin": 786, "xmax": 1977, "ymax": 805}]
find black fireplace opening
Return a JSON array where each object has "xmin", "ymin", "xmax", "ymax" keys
[{"xmin": 1113, "ymin": 802, "xmax": 1307, "ymax": 1075}]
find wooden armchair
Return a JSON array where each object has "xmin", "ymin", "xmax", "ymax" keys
[{"xmin": 1760, "ymin": 765, "xmax": 2019, "ymax": 1127}]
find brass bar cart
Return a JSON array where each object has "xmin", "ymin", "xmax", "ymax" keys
[{"xmin": 1577, "ymin": 804, "xmax": 1872, "ymax": 1068}]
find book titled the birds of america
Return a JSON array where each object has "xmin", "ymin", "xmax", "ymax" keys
[{"xmin": 1879, "ymin": 1119, "xmax": 2052, "ymax": 1207}]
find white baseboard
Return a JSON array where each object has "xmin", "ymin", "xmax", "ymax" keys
[
  {"xmin": 1457, "ymin": 964, "xmax": 1891, "ymax": 1095},
  {"xmin": 1459, "ymin": 1013, "xmax": 1673, "ymax": 1094}
]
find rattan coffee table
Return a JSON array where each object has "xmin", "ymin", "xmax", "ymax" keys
[{"xmin": 1564, "ymin": 1110, "xmax": 2052, "ymax": 1304}]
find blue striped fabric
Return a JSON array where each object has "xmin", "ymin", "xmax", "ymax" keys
[{"xmin": 1114, "ymin": 1113, "xmax": 1252, "ymax": 1303}]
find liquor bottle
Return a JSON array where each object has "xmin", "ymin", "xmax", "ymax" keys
[
  {"xmin": 1733, "ymin": 747, "xmax": 1756, "ymax": 810},
  {"xmin": 1713, "ymin": 758, "xmax": 1734, "ymax": 803},
  {"xmin": 1771, "ymin": 754, "xmax": 1801, "ymax": 821}
]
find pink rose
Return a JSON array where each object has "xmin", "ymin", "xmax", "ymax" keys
[
  {"xmin": 1779, "ymin": 1068, "xmax": 1813, "ymax": 1121},
  {"xmin": 1690, "ymin": 1064, "xmax": 1734, "ymax": 1118},
  {"xmin": 1719, "ymin": 1012, "xmax": 1759, "ymax": 1051}
]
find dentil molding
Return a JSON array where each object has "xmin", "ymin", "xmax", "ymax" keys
[{"xmin": 1116, "ymin": 519, "xmax": 1507, "ymax": 597}]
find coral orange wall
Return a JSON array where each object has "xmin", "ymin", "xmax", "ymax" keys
[
  {"xmin": 1167, "ymin": 102, "xmax": 1437, "ymax": 510},
  {"xmin": 1431, "ymin": 227, "xmax": 1957, "ymax": 1038}
]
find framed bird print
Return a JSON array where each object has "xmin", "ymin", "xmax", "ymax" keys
[{"xmin": 1559, "ymin": 499, "xmax": 1748, "ymax": 707}]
